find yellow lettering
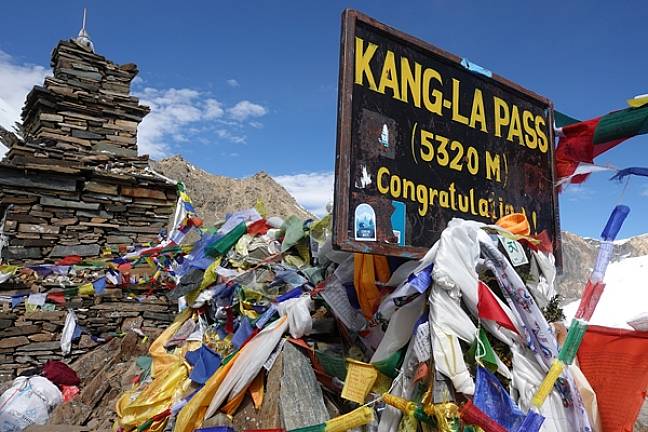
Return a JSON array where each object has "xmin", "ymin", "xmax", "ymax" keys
[
  {"xmin": 390, "ymin": 174, "xmax": 401, "ymax": 198},
  {"xmin": 523, "ymin": 110, "xmax": 537, "ymax": 149},
  {"xmin": 377, "ymin": 50, "xmax": 401, "ymax": 99},
  {"xmin": 469, "ymin": 89, "xmax": 488, "ymax": 132},
  {"xmin": 400, "ymin": 58, "xmax": 421, "ymax": 107},
  {"xmin": 354, "ymin": 37, "xmax": 378, "ymax": 91},
  {"xmin": 439, "ymin": 191, "xmax": 449, "ymax": 208},
  {"xmin": 536, "ymin": 115, "xmax": 548, "ymax": 153},
  {"xmin": 485, "ymin": 151, "xmax": 501, "ymax": 182},
  {"xmin": 402, "ymin": 178, "xmax": 415, "ymax": 201},
  {"xmin": 377, "ymin": 166, "xmax": 390, "ymax": 194},
  {"xmin": 416, "ymin": 185, "xmax": 428, "ymax": 216},
  {"xmin": 420, "ymin": 129, "xmax": 435, "ymax": 162},
  {"xmin": 449, "ymin": 140, "xmax": 464, "ymax": 172},
  {"xmin": 452, "ymin": 79, "xmax": 469, "ymax": 125},
  {"xmin": 493, "ymin": 97, "xmax": 510, "ymax": 138},
  {"xmin": 466, "ymin": 146, "xmax": 479, "ymax": 175},
  {"xmin": 448, "ymin": 182, "xmax": 457, "ymax": 210},
  {"xmin": 422, "ymin": 68, "xmax": 443, "ymax": 115},
  {"xmin": 435, "ymin": 135, "xmax": 449, "ymax": 166},
  {"xmin": 429, "ymin": 187, "xmax": 438, "ymax": 206},
  {"xmin": 479, "ymin": 199, "xmax": 490, "ymax": 217},
  {"xmin": 458, "ymin": 193, "xmax": 470, "ymax": 213},
  {"xmin": 507, "ymin": 105, "xmax": 524, "ymax": 144}
]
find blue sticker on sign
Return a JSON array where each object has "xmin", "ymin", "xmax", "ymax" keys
[{"xmin": 391, "ymin": 201, "xmax": 406, "ymax": 246}]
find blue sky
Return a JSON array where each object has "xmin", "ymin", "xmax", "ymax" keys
[{"xmin": 0, "ymin": 1, "xmax": 647, "ymax": 238}]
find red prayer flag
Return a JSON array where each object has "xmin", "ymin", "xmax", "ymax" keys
[
  {"xmin": 477, "ymin": 281, "xmax": 518, "ymax": 333},
  {"xmin": 460, "ymin": 400, "xmax": 508, "ymax": 432},
  {"xmin": 55, "ymin": 255, "xmax": 82, "ymax": 266},
  {"xmin": 577, "ymin": 325, "xmax": 648, "ymax": 432},
  {"xmin": 47, "ymin": 291, "xmax": 66, "ymax": 305},
  {"xmin": 247, "ymin": 219, "xmax": 270, "ymax": 236},
  {"xmin": 555, "ymin": 117, "xmax": 626, "ymax": 184}
]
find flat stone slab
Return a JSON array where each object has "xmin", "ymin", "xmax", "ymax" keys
[
  {"xmin": 50, "ymin": 244, "xmax": 101, "ymax": 257},
  {"xmin": 280, "ymin": 343, "xmax": 329, "ymax": 430},
  {"xmin": 41, "ymin": 196, "xmax": 100, "ymax": 210}
]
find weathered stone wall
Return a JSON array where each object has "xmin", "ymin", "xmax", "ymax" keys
[
  {"xmin": 0, "ymin": 163, "xmax": 176, "ymax": 263},
  {"xmin": 0, "ymin": 290, "xmax": 174, "ymax": 384}
]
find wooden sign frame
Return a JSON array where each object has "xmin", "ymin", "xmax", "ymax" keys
[{"xmin": 333, "ymin": 9, "xmax": 561, "ymax": 263}]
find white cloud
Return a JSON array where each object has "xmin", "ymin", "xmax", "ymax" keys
[
  {"xmin": 216, "ymin": 129, "xmax": 246, "ymax": 144},
  {"xmin": 136, "ymin": 87, "xmax": 205, "ymax": 158},
  {"xmin": 226, "ymin": 79, "xmax": 240, "ymax": 87},
  {"xmin": 136, "ymin": 89, "xmax": 264, "ymax": 157},
  {"xmin": 228, "ymin": 100, "xmax": 268, "ymax": 122},
  {"xmin": 249, "ymin": 121, "xmax": 264, "ymax": 129},
  {"xmin": 0, "ymin": 51, "xmax": 48, "ymax": 157},
  {"xmin": 274, "ymin": 171, "xmax": 335, "ymax": 216},
  {"xmin": 204, "ymin": 99, "xmax": 224, "ymax": 119}
]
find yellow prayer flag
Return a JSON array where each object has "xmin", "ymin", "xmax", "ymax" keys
[
  {"xmin": 325, "ymin": 406, "xmax": 374, "ymax": 432},
  {"xmin": 341, "ymin": 359, "xmax": 378, "ymax": 404},
  {"xmin": 371, "ymin": 372, "xmax": 393, "ymax": 395},
  {"xmin": 628, "ymin": 94, "xmax": 648, "ymax": 108},
  {"xmin": 255, "ymin": 198, "xmax": 268, "ymax": 218},
  {"xmin": 78, "ymin": 283, "xmax": 95, "ymax": 296}
]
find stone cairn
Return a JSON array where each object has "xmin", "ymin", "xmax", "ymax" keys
[
  {"xmin": 0, "ymin": 38, "xmax": 177, "ymax": 262},
  {"xmin": 0, "ymin": 30, "xmax": 179, "ymax": 384}
]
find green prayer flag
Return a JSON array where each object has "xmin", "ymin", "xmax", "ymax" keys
[
  {"xmin": 206, "ymin": 222, "xmax": 247, "ymax": 257},
  {"xmin": 554, "ymin": 111, "xmax": 580, "ymax": 128},
  {"xmin": 289, "ymin": 423, "xmax": 325, "ymax": 432},
  {"xmin": 466, "ymin": 328, "xmax": 498, "ymax": 373},
  {"xmin": 594, "ymin": 105, "xmax": 648, "ymax": 144},
  {"xmin": 281, "ymin": 215, "xmax": 307, "ymax": 252},
  {"xmin": 316, "ymin": 350, "xmax": 347, "ymax": 380},
  {"xmin": 558, "ymin": 319, "xmax": 589, "ymax": 364},
  {"xmin": 372, "ymin": 349, "xmax": 403, "ymax": 379}
]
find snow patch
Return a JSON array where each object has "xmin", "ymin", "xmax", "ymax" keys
[{"xmin": 564, "ymin": 254, "xmax": 648, "ymax": 329}]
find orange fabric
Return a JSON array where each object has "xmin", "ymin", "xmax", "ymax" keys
[
  {"xmin": 353, "ymin": 254, "xmax": 390, "ymax": 319},
  {"xmin": 221, "ymin": 388, "xmax": 248, "ymax": 415},
  {"xmin": 495, "ymin": 213, "xmax": 531, "ymax": 236},
  {"xmin": 374, "ymin": 255, "xmax": 391, "ymax": 284},
  {"xmin": 249, "ymin": 371, "xmax": 265, "ymax": 409},
  {"xmin": 577, "ymin": 325, "xmax": 648, "ymax": 432}
]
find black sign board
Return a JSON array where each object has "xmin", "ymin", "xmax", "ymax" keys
[{"xmin": 333, "ymin": 10, "xmax": 561, "ymax": 260}]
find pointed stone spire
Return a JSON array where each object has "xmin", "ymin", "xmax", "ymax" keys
[{"xmin": 75, "ymin": 7, "xmax": 95, "ymax": 52}]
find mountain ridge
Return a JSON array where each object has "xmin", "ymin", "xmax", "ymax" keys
[{"xmin": 151, "ymin": 155, "xmax": 313, "ymax": 226}]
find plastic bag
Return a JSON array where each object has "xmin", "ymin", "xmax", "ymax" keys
[{"xmin": 0, "ymin": 376, "xmax": 62, "ymax": 431}]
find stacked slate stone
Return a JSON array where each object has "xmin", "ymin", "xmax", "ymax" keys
[
  {"xmin": 0, "ymin": 38, "xmax": 177, "ymax": 263},
  {"xmin": 4, "ymin": 39, "xmax": 149, "ymax": 168},
  {"xmin": 0, "ymin": 290, "xmax": 174, "ymax": 383},
  {"xmin": 0, "ymin": 167, "xmax": 177, "ymax": 261}
]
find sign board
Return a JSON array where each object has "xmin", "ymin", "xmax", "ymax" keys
[{"xmin": 333, "ymin": 9, "xmax": 561, "ymax": 261}]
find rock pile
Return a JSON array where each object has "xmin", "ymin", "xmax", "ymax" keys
[
  {"xmin": 0, "ymin": 291, "xmax": 174, "ymax": 384},
  {"xmin": 4, "ymin": 40, "xmax": 149, "ymax": 168},
  {"xmin": 0, "ymin": 165, "xmax": 177, "ymax": 262},
  {"xmin": 0, "ymin": 38, "xmax": 177, "ymax": 263}
]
